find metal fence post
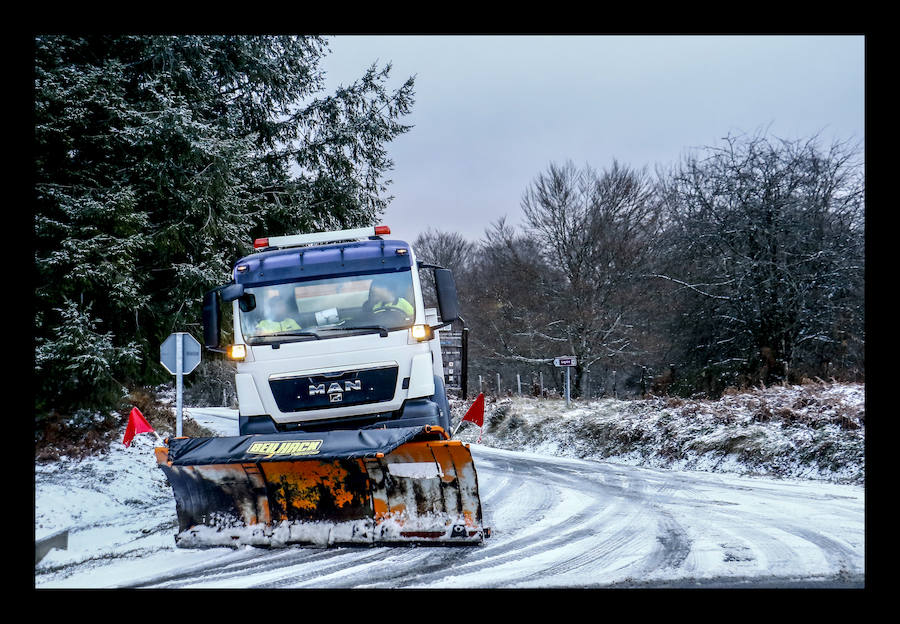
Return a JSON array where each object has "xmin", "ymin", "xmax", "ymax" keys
[{"xmin": 461, "ymin": 326, "xmax": 469, "ymax": 400}]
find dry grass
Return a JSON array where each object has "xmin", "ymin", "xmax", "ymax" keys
[
  {"xmin": 35, "ymin": 386, "xmax": 214, "ymax": 462},
  {"xmin": 126, "ymin": 387, "xmax": 215, "ymax": 439}
]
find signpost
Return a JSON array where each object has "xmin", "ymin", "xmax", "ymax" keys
[
  {"xmin": 160, "ymin": 332, "xmax": 202, "ymax": 437},
  {"xmin": 553, "ymin": 356, "xmax": 577, "ymax": 407},
  {"xmin": 440, "ymin": 328, "xmax": 464, "ymax": 398}
]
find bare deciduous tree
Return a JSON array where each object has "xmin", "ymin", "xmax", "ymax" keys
[
  {"xmin": 412, "ymin": 227, "xmax": 478, "ymax": 308},
  {"xmin": 653, "ymin": 131, "xmax": 864, "ymax": 390},
  {"xmin": 471, "ymin": 160, "xmax": 663, "ymax": 397}
]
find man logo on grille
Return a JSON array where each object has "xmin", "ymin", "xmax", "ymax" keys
[{"xmin": 309, "ymin": 380, "xmax": 362, "ymax": 396}]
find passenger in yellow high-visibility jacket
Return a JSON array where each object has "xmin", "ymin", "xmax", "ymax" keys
[
  {"xmin": 256, "ymin": 293, "xmax": 302, "ymax": 334},
  {"xmin": 366, "ymin": 278, "xmax": 414, "ymax": 318}
]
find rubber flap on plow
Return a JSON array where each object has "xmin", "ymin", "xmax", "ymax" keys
[{"xmin": 156, "ymin": 426, "xmax": 489, "ymax": 547}]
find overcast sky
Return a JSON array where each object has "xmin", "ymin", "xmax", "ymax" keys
[{"xmin": 320, "ymin": 35, "xmax": 865, "ymax": 245}]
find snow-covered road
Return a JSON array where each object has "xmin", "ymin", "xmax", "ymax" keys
[{"xmin": 35, "ymin": 408, "xmax": 864, "ymax": 588}]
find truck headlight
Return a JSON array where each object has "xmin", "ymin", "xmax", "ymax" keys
[
  {"xmin": 410, "ymin": 324, "xmax": 433, "ymax": 342},
  {"xmin": 227, "ymin": 344, "xmax": 247, "ymax": 360}
]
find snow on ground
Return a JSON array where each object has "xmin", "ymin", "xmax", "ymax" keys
[
  {"xmin": 34, "ymin": 406, "xmax": 240, "ymax": 585},
  {"xmin": 34, "ymin": 382, "xmax": 864, "ymax": 586},
  {"xmin": 35, "ymin": 405, "xmax": 238, "ymax": 543}
]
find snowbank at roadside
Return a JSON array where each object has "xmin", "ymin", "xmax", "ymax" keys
[{"xmin": 451, "ymin": 381, "xmax": 865, "ymax": 485}]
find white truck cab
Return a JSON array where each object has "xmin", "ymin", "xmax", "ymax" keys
[{"xmin": 201, "ymin": 226, "xmax": 462, "ymax": 436}]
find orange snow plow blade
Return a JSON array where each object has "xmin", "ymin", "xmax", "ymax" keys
[{"xmin": 156, "ymin": 426, "xmax": 489, "ymax": 548}]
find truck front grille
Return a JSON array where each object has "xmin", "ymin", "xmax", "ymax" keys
[{"xmin": 269, "ymin": 365, "xmax": 398, "ymax": 413}]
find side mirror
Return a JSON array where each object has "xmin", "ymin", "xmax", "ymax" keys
[
  {"xmin": 221, "ymin": 282, "xmax": 244, "ymax": 302},
  {"xmin": 238, "ymin": 293, "xmax": 256, "ymax": 312},
  {"xmin": 202, "ymin": 290, "xmax": 220, "ymax": 349},
  {"xmin": 434, "ymin": 268, "xmax": 460, "ymax": 324}
]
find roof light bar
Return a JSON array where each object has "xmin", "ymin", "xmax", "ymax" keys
[{"xmin": 253, "ymin": 225, "xmax": 391, "ymax": 251}]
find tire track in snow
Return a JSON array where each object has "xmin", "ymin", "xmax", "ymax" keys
[
  {"xmin": 132, "ymin": 546, "xmax": 380, "ymax": 588},
  {"xmin": 262, "ymin": 453, "xmax": 611, "ymax": 588},
  {"xmin": 355, "ymin": 457, "xmax": 642, "ymax": 587},
  {"xmin": 279, "ymin": 479, "xmax": 591, "ymax": 588},
  {"xmin": 495, "ymin": 466, "xmax": 687, "ymax": 587}
]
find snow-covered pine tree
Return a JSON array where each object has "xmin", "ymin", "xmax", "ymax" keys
[{"xmin": 34, "ymin": 35, "xmax": 415, "ymax": 417}]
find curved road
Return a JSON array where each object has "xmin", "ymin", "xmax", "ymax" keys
[{"xmin": 120, "ymin": 443, "xmax": 864, "ymax": 589}]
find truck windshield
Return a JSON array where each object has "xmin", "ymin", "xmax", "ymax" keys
[{"xmin": 239, "ymin": 270, "xmax": 416, "ymax": 344}]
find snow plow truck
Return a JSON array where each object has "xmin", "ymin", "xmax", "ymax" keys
[{"xmin": 155, "ymin": 225, "xmax": 489, "ymax": 547}]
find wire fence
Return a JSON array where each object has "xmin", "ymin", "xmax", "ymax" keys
[{"xmin": 465, "ymin": 367, "xmax": 644, "ymax": 401}]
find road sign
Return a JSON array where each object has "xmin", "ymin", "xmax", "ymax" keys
[
  {"xmin": 160, "ymin": 332, "xmax": 202, "ymax": 375},
  {"xmin": 553, "ymin": 356, "xmax": 577, "ymax": 407},
  {"xmin": 160, "ymin": 332, "xmax": 202, "ymax": 437}
]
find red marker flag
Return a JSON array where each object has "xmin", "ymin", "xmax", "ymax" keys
[
  {"xmin": 462, "ymin": 393, "xmax": 485, "ymax": 428},
  {"xmin": 123, "ymin": 407, "xmax": 157, "ymax": 447},
  {"xmin": 453, "ymin": 393, "xmax": 485, "ymax": 442}
]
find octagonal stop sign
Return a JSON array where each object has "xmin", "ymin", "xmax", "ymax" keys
[{"xmin": 160, "ymin": 332, "xmax": 201, "ymax": 375}]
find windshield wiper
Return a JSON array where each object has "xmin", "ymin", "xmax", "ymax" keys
[
  {"xmin": 317, "ymin": 325, "xmax": 390, "ymax": 338},
  {"xmin": 260, "ymin": 330, "xmax": 321, "ymax": 340}
]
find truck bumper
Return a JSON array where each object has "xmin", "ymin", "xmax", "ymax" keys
[{"xmin": 240, "ymin": 396, "xmax": 447, "ymax": 435}]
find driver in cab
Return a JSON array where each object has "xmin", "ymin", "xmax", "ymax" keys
[
  {"xmin": 256, "ymin": 292, "xmax": 302, "ymax": 334},
  {"xmin": 364, "ymin": 277, "xmax": 414, "ymax": 319}
]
